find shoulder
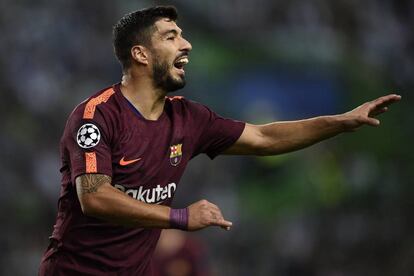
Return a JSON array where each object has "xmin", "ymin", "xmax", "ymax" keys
[
  {"xmin": 82, "ymin": 86, "xmax": 117, "ymax": 120},
  {"xmin": 68, "ymin": 85, "xmax": 120, "ymax": 124},
  {"xmin": 64, "ymin": 85, "xmax": 121, "ymax": 141}
]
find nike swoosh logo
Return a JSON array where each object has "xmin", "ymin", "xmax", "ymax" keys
[{"xmin": 119, "ymin": 157, "xmax": 141, "ymax": 166}]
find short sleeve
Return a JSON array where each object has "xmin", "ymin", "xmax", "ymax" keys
[
  {"xmin": 189, "ymin": 101, "xmax": 245, "ymax": 159},
  {"xmin": 64, "ymin": 107, "xmax": 113, "ymax": 184}
]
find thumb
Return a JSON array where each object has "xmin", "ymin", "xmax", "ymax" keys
[{"xmin": 365, "ymin": 117, "xmax": 380, "ymax": 126}]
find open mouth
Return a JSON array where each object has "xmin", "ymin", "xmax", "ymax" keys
[{"xmin": 173, "ymin": 56, "xmax": 189, "ymax": 73}]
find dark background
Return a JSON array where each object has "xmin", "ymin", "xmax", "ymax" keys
[{"xmin": 1, "ymin": 0, "xmax": 413, "ymax": 275}]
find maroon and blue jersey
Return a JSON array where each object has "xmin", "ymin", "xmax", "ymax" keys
[{"xmin": 39, "ymin": 83, "xmax": 245, "ymax": 275}]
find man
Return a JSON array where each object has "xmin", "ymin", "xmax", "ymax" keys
[{"xmin": 39, "ymin": 5, "xmax": 400, "ymax": 275}]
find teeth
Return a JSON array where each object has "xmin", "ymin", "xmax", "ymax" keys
[{"xmin": 176, "ymin": 57, "xmax": 189, "ymax": 65}]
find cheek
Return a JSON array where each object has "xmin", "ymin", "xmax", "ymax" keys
[
  {"xmin": 152, "ymin": 46, "xmax": 173, "ymax": 60},
  {"xmin": 157, "ymin": 54, "xmax": 174, "ymax": 68}
]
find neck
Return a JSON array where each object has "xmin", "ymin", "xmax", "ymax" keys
[{"xmin": 120, "ymin": 72, "xmax": 166, "ymax": 121}]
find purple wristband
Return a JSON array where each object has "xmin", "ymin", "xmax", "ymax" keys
[{"xmin": 169, "ymin": 208, "xmax": 189, "ymax": 230}]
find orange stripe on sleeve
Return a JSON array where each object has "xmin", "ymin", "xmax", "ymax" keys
[
  {"xmin": 83, "ymin": 88, "xmax": 115, "ymax": 119},
  {"xmin": 85, "ymin": 152, "xmax": 97, "ymax": 173}
]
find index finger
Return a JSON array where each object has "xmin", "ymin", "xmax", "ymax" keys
[
  {"xmin": 372, "ymin": 94, "xmax": 401, "ymax": 108},
  {"xmin": 211, "ymin": 218, "xmax": 233, "ymax": 229}
]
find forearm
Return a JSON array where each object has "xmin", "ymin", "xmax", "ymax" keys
[
  {"xmin": 76, "ymin": 174, "xmax": 171, "ymax": 229},
  {"xmin": 83, "ymin": 184, "xmax": 171, "ymax": 228},
  {"xmin": 75, "ymin": 174, "xmax": 232, "ymax": 231},
  {"xmin": 225, "ymin": 94, "xmax": 401, "ymax": 156},
  {"xmin": 258, "ymin": 114, "xmax": 347, "ymax": 155}
]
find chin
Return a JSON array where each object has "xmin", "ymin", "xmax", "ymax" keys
[
  {"xmin": 153, "ymin": 63, "xmax": 187, "ymax": 92},
  {"xmin": 167, "ymin": 80, "xmax": 186, "ymax": 92},
  {"xmin": 163, "ymin": 75, "xmax": 186, "ymax": 92}
]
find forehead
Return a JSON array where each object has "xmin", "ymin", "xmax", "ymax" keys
[{"xmin": 153, "ymin": 18, "xmax": 182, "ymax": 35}]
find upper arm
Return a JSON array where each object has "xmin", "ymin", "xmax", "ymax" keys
[
  {"xmin": 64, "ymin": 92, "xmax": 115, "ymax": 186},
  {"xmin": 186, "ymin": 100, "xmax": 245, "ymax": 159},
  {"xmin": 222, "ymin": 123, "xmax": 268, "ymax": 155},
  {"xmin": 75, "ymin": 173, "xmax": 112, "ymax": 214}
]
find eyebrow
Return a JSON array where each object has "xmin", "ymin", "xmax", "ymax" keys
[{"xmin": 161, "ymin": 29, "xmax": 182, "ymax": 37}]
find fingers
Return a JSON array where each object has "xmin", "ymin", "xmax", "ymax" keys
[
  {"xmin": 370, "ymin": 94, "xmax": 401, "ymax": 109},
  {"xmin": 344, "ymin": 93, "xmax": 400, "ymax": 131},
  {"xmin": 370, "ymin": 106, "xmax": 388, "ymax": 117},
  {"xmin": 188, "ymin": 199, "xmax": 233, "ymax": 231},
  {"xmin": 374, "ymin": 94, "xmax": 401, "ymax": 103},
  {"xmin": 209, "ymin": 209, "xmax": 233, "ymax": 230},
  {"xmin": 364, "ymin": 117, "xmax": 380, "ymax": 127},
  {"xmin": 207, "ymin": 202, "xmax": 232, "ymax": 230},
  {"xmin": 366, "ymin": 94, "xmax": 401, "ymax": 119}
]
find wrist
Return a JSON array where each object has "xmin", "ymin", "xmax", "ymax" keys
[
  {"xmin": 334, "ymin": 113, "xmax": 359, "ymax": 132},
  {"xmin": 169, "ymin": 207, "xmax": 189, "ymax": 230},
  {"xmin": 324, "ymin": 114, "xmax": 350, "ymax": 132}
]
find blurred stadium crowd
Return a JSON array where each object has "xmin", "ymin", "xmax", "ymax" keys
[{"xmin": 0, "ymin": 0, "xmax": 413, "ymax": 275}]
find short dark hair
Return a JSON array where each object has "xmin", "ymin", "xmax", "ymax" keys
[{"xmin": 112, "ymin": 6, "xmax": 178, "ymax": 70}]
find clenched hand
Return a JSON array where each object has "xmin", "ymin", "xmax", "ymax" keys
[{"xmin": 187, "ymin": 199, "xmax": 232, "ymax": 231}]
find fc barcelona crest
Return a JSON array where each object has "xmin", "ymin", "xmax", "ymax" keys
[{"xmin": 170, "ymin": 144, "xmax": 183, "ymax": 166}]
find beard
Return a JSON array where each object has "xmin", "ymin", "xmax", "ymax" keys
[{"xmin": 152, "ymin": 56, "xmax": 186, "ymax": 93}]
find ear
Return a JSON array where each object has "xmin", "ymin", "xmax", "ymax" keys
[{"xmin": 131, "ymin": 45, "xmax": 149, "ymax": 65}]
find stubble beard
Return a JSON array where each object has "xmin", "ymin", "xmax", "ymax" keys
[{"xmin": 152, "ymin": 56, "xmax": 186, "ymax": 93}]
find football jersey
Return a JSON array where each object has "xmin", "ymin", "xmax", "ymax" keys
[{"xmin": 40, "ymin": 83, "xmax": 245, "ymax": 275}]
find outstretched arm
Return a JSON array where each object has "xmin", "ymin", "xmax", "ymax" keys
[
  {"xmin": 76, "ymin": 174, "xmax": 232, "ymax": 231},
  {"xmin": 224, "ymin": 94, "xmax": 401, "ymax": 156}
]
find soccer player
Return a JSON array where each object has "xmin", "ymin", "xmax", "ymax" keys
[{"xmin": 39, "ymin": 5, "xmax": 401, "ymax": 275}]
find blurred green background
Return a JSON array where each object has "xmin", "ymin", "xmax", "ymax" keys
[{"xmin": 0, "ymin": 0, "xmax": 412, "ymax": 275}]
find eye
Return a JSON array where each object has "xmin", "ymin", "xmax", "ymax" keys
[{"xmin": 167, "ymin": 36, "xmax": 175, "ymax": 41}]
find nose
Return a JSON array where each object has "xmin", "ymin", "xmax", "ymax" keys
[{"xmin": 180, "ymin": 37, "xmax": 192, "ymax": 52}]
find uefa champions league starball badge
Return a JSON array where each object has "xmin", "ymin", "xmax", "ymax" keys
[
  {"xmin": 170, "ymin": 143, "xmax": 183, "ymax": 166},
  {"xmin": 77, "ymin": 123, "xmax": 101, "ymax": 149}
]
